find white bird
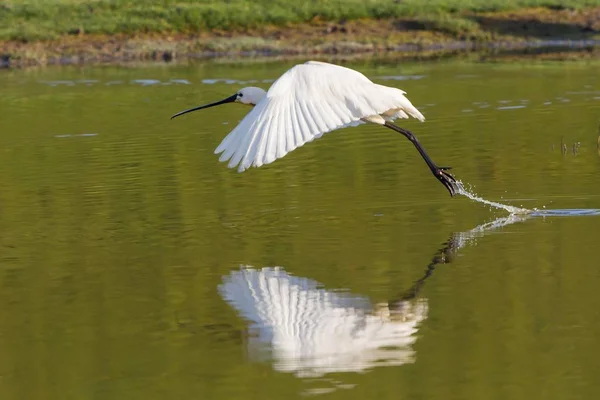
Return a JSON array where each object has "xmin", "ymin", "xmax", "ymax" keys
[
  {"xmin": 172, "ymin": 61, "xmax": 457, "ymax": 196},
  {"xmin": 218, "ymin": 266, "xmax": 428, "ymax": 378}
]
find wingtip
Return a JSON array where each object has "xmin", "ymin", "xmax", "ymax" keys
[{"xmin": 235, "ymin": 162, "xmax": 248, "ymax": 173}]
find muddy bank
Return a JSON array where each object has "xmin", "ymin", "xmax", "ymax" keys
[{"xmin": 2, "ymin": 7, "xmax": 600, "ymax": 68}]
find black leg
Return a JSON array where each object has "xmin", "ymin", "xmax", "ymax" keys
[
  {"xmin": 384, "ymin": 121, "xmax": 458, "ymax": 197},
  {"xmin": 393, "ymin": 234, "xmax": 459, "ymax": 303}
]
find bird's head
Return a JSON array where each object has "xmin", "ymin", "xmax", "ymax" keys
[
  {"xmin": 171, "ymin": 86, "xmax": 267, "ymax": 120},
  {"xmin": 236, "ymin": 86, "xmax": 267, "ymax": 106}
]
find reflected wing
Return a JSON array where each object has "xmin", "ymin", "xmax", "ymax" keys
[
  {"xmin": 215, "ymin": 61, "xmax": 425, "ymax": 172},
  {"xmin": 218, "ymin": 266, "xmax": 371, "ymax": 340},
  {"xmin": 218, "ymin": 266, "xmax": 429, "ymax": 377}
]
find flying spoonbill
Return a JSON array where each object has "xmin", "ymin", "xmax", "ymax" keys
[{"xmin": 171, "ymin": 61, "xmax": 458, "ymax": 196}]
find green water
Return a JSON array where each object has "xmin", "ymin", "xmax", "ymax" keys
[{"xmin": 0, "ymin": 59, "xmax": 599, "ymax": 399}]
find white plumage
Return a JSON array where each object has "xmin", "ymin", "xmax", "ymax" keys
[
  {"xmin": 215, "ymin": 61, "xmax": 424, "ymax": 172},
  {"xmin": 171, "ymin": 60, "xmax": 458, "ymax": 196},
  {"xmin": 218, "ymin": 266, "xmax": 428, "ymax": 378}
]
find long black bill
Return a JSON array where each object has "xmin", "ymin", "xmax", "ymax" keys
[{"xmin": 170, "ymin": 93, "xmax": 238, "ymax": 120}]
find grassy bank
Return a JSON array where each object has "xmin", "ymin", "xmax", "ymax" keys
[
  {"xmin": 1, "ymin": 1, "xmax": 600, "ymax": 67},
  {"xmin": 4, "ymin": 0, "xmax": 600, "ymax": 41}
]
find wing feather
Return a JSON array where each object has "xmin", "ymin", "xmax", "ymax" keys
[
  {"xmin": 266, "ymin": 99, "xmax": 280, "ymax": 165},
  {"xmin": 276, "ymin": 98, "xmax": 289, "ymax": 159},
  {"xmin": 296, "ymin": 99, "xmax": 317, "ymax": 143},
  {"xmin": 215, "ymin": 61, "xmax": 425, "ymax": 172},
  {"xmin": 253, "ymin": 105, "xmax": 275, "ymax": 168},
  {"xmin": 293, "ymin": 100, "xmax": 313, "ymax": 148},
  {"xmin": 306, "ymin": 99, "xmax": 328, "ymax": 134},
  {"xmin": 239, "ymin": 109, "xmax": 270, "ymax": 168},
  {"xmin": 217, "ymin": 100, "xmax": 266, "ymax": 163},
  {"xmin": 289, "ymin": 98, "xmax": 303, "ymax": 151},
  {"xmin": 282, "ymin": 99, "xmax": 295, "ymax": 154},
  {"xmin": 227, "ymin": 106, "xmax": 265, "ymax": 168}
]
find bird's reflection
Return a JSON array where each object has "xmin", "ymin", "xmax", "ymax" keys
[
  {"xmin": 218, "ymin": 213, "xmax": 530, "ymax": 385},
  {"xmin": 220, "ymin": 266, "xmax": 427, "ymax": 378}
]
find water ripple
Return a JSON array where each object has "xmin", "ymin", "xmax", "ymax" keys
[
  {"xmin": 497, "ymin": 105, "xmax": 527, "ymax": 110},
  {"xmin": 530, "ymin": 209, "xmax": 600, "ymax": 217},
  {"xmin": 376, "ymin": 75, "xmax": 426, "ymax": 81}
]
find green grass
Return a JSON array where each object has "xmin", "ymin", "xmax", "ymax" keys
[
  {"xmin": 2, "ymin": 0, "xmax": 600, "ymax": 42},
  {"xmin": 418, "ymin": 14, "xmax": 484, "ymax": 37}
]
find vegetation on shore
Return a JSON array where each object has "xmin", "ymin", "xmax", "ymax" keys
[
  {"xmin": 3, "ymin": 0, "xmax": 600, "ymax": 41},
  {"xmin": 1, "ymin": 1, "xmax": 600, "ymax": 67}
]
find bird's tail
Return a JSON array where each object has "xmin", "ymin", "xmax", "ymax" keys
[
  {"xmin": 395, "ymin": 93, "xmax": 425, "ymax": 122},
  {"xmin": 377, "ymin": 85, "xmax": 425, "ymax": 122},
  {"xmin": 403, "ymin": 100, "xmax": 425, "ymax": 122}
]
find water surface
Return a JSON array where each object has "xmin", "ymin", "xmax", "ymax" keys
[{"xmin": 0, "ymin": 59, "xmax": 599, "ymax": 399}]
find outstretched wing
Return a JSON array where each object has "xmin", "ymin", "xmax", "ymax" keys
[
  {"xmin": 215, "ymin": 61, "xmax": 425, "ymax": 172},
  {"xmin": 218, "ymin": 266, "xmax": 372, "ymax": 338}
]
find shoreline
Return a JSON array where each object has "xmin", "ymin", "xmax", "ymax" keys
[
  {"xmin": 2, "ymin": 7, "xmax": 600, "ymax": 69},
  {"xmin": 3, "ymin": 39, "xmax": 600, "ymax": 70}
]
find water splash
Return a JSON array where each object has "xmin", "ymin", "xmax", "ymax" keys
[
  {"xmin": 455, "ymin": 181, "xmax": 529, "ymax": 214},
  {"xmin": 451, "ymin": 213, "xmax": 531, "ymax": 250},
  {"xmin": 455, "ymin": 181, "xmax": 600, "ymax": 217}
]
